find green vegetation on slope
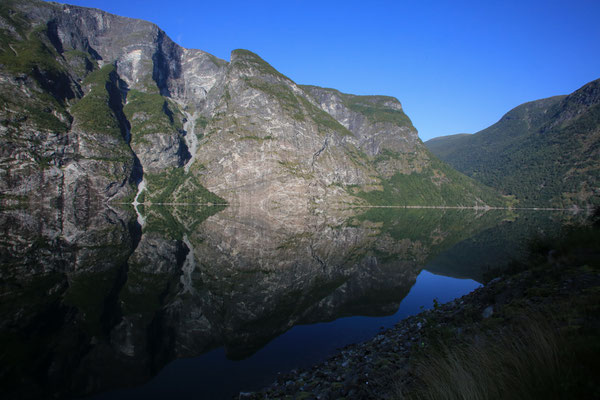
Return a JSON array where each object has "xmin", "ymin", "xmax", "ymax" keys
[
  {"xmin": 144, "ymin": 168, "xmax": 226, "ymax": 205},
  {"xmin": 343, "ymin": 95, "xmax": 414, "ymax": 129},
  {"xmin": 301, "ymin": 85, "xmax": 415, "ymax": 130},
  {"xmin": 63, "ymin": 266, "xmax": 124, "ymax": 336},
  {"xmin": 426, "ymin": 82, "xmax": 600, "ymax": 207},
  {"xmin": 70, "ymin": 64, "xmax": 124, "ymax": 137},
  {"xmin": 0, "ymin": 7, "xmax": 72, "ymax": 132},
  {"xmin": 123, "ymin": 89, "xmax": 184, "ymax": 142},
  {"xmin": 351, "ymin": 154, "xmax": 506, "ymax": 207}
]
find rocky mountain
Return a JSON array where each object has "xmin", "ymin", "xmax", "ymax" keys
[
  {"xmin": 0, "ymin": 0, "xmax": 503, "ymax": 213},
  {"xmin": 426, "ymin": 79, "xmax": 600, "ymax": 208}
]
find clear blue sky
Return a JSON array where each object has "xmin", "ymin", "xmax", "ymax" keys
[{"xmin": 49, "ymin": 0, "xmax": 600, "ymax": 141}]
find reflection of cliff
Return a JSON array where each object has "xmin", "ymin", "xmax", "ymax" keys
[
  {"xmin": 166, "ymin": 207, "xmax": 424, "ymax": 360},
  {"xmin": 0, "ymin": 206, "xmax": 137, "ymax": 399},
  {"xmin": 0, "ymin": 205, "xmax": 506, "ymax": 399},
  {"xmin": 425, "ymin": 211, "xmax": 585, "ymax": 282}
]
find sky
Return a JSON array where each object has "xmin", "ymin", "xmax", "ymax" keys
[{"xmin": 48, "ymin": 0, "xmax": 600, "ymax": 141}]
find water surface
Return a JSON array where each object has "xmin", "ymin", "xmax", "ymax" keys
[{"xmin": 0, "ymin": 205, "xmax": 577, "ymax": 399}]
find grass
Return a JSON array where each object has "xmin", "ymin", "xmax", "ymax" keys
[
  {"xmin": 124, "ymin": 90, "xmax": 183, "ymax": 139},
  {"xmin": 243, "ymin": 77, "xmax": 307, "ymax": 121},
  {"xmin": 351, "ymin": 156, "xmax": 505, "ymax": 207},
  {"xmin": 70, "ymin": 64, "xmax": 123, "ymax": 137},
  {"xmin": 235, "ymin": 54, "xmax": 352, "ymax": 137},
  {"xmin": 0, "ymin": 22, "xmax": 62, "ymax": 78},
  {"xmin": 63, "ymin": 266, "xmax": 124, "ymax": 336},
  {"xmin": 277, "ymin": 160, "xmax": 314, "ymax": 179},
  {"xmin": 405, "ymin": 317, "xmax": 566, "ymax": 400},
  {"xmin": 62, "ymin": 49, "xmax": 96, "ymax": 78},
  {"xmin": 0, "ymin": 12, "xmax": 72, "ymax": 132},
  {"xmin": 343, "ymin": 95, "xmax": 414, "ymax": 129},
  {"xmin": 298, "ymin": 95, "xmax": 353, "ymax": 136}
]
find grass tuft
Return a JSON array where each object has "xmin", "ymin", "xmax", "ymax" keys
[{"xmin": 405, "ymin": 317, "xmax": 564, "ymax": 400}]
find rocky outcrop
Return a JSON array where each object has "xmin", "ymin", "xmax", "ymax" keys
[{"xmin": 301, "ymin": 85, "xmax": 426, "ymax": 177}]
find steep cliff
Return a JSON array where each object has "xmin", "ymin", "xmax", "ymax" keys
[{"xmin": 0, "ymin": 0, "xmax": 503, "ymax": 211}]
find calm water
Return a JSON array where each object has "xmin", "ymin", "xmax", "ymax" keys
[{"xmin": 0, "ymin": 205, "xmax": 577, "ymax": 399}]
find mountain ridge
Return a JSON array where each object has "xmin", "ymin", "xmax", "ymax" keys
[
  {"xmin": 426, "ymin": 81, "xmax": 600, "ymax": 207},
  {"xmin": 0, "ymin": 0, "xmax": 505, "ymax": 217}
]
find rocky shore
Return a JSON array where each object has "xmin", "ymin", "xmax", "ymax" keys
[{"xmin": 243, "ymin": 224, "xmax": 600, "ymax": 399}]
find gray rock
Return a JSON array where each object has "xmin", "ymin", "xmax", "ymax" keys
[{"xmin": 482, "ymin": 305, "xmax": 494, "ymax": 318}]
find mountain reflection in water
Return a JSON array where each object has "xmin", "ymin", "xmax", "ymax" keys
[{"xmin": 0, "ymin": 205, "xmax": 576, "ymax": 399}]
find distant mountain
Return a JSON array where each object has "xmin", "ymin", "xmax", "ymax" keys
[
  {"xmin": 0, "ymin": 0, "xmax": 504, "ymax": 216},
  {"xmin": 425, "ymin": 80, "xmax": 600, "ymax": 208}
]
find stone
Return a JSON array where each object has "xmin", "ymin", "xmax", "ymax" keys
[{"xmin": 482, "ymin": 305, "xmax": 494, "ymax": 318}]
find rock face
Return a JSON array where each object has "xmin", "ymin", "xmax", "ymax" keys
[
  {"xmin": 426, "ymin": 79, "xmax": 600, "ymax": 207},
  {"xmin": 0, "ymin": 0, "xmax": 503, "ymax": 211}
]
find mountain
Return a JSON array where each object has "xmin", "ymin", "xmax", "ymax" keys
[
  {"xmin": 425, "ymin": 80, "xmax": 600, "ymax": 208},
  {"xmin": 0, "ymin": 0, "xmax": 504, "ymax": 214}
]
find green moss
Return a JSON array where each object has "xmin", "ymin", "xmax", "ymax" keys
[
  {"xmin": 241, "ymin": 77, "xmax": 352, "ymax": 137},
  {"xmin": 70, "ymin": 64, "xmax": 123, "ymax": 137},
  {"xmin": 0, "ymin": 91, "xmax": 69, "ymax": 132},
  {"xmin": 195, "ymin": 115, "xmax": 209, "ymax": 129},
  {"xmin": 243, "ymin": 77, "xmax": 305, "ymax": 120},
  {"xmin": 298, "ymin": 95, "xmax": 353, "ymax": 136},
  {"xmin": 0, "ymin": 16, "xmax": 71, "ymax": 132},
  {"xmin": 301, "ymin": 85, "xmax": 413, "ymax": 130},
  {"xmin": 124, "ymin": 90, "xmax": 183, "ymax": 139},
  {"xmin": 0, "ymin": 23, "xmax": 62, "ymax": 78},
  {"xmin": 62, "ymin": 49, "xmax": 96, "ymax": 77}
]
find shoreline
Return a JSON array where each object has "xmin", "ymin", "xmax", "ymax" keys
[{"xmin": 243, "ymin": 224, "xmax": 600, "ymax": 399}]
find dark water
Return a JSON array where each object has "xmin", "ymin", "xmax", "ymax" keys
[{"xmin": 0, "ymin": 205, "xmax": 579, "ymax": 399}]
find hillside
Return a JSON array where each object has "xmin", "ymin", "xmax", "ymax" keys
[
  {"xmin": 0, "ymin": 0, "xmax": 504, "ymax": 215},
  {"xmin": 425, "ymin": 81, "xmax": 600, "ymax": 208}
]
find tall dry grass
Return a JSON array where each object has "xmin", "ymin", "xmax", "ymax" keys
[{"xmin": 403, "ymin": 317, "xmax": 566, "ymax": 400}]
